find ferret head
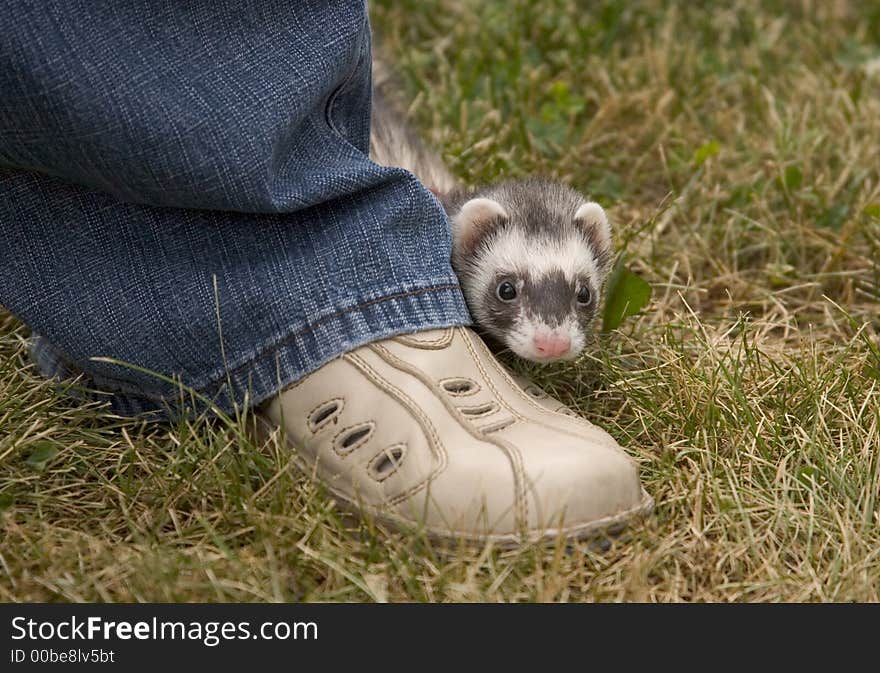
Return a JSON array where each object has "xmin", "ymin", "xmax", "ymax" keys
[{"xmin": 449, "ymin": 179, "xmax": 613, "ymax": 363}]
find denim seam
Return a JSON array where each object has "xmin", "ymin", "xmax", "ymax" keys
[
  {"xmin": 200, "ymin": 281, "xmax": 460, "ymax": 395},
  {"xmin": 51, "ymin": 282, "xmax": 460, "ymax": 405},
  {"xmin": 31, "ymin": 282, "xmax": 465, "ymax": 410}
]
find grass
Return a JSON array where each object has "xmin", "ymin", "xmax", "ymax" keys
[{"xmin": 2, "ymin": 0, "xmax": 879, "ymax": 602}]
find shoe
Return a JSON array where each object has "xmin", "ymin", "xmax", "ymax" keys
[
  {"xmin": 507, "ymin": 372, "xmax": 583, "ymax": 418},
  {"xmin": 258, "ymin": 327, "xmax": 653, "ymax": 545}
]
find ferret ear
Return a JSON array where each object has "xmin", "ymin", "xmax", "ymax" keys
[
  {"xmin": 451, "ymin": 197, "xmax": 509, "ymax": 255},
  {"xmin": 574, "ymin": 201, "xmax": 613, "ymax": 271}
]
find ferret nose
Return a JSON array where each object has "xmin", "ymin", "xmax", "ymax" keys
[{"xmin": 533, "ymin": 334, "xmax": 571, "ymax": 358}]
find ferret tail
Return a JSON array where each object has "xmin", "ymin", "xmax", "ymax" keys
[{"xmin": 370, "ymin": 55, "xmax": 458, "ymax": 195}]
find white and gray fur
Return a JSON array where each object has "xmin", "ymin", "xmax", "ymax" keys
[
  {"xmin": 369, "ymin": 58, "xmax": 614, "ymax": 362},
  {"xmin": 370, "ymin": 60, "xmax": 457, "ymax": 195}
]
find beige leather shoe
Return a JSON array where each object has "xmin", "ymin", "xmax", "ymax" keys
[
  {"xmin": 509, "ymin": 372, "xmax": 584, "ymax": 418},
  {"xmin": 260, "ymin": 327, "xmax": 652, "ymax": 545}
]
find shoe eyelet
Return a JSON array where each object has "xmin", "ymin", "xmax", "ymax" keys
[
  {"xmin": 481, "ymin": 417, "xmax": 516, "ymax": 434},
  {"xmin": 308, "ymin": 398, "xmax": 344, "ymax": 432},
  {"xmin": 525, "ymin": 384, "xmax": 547, "ymax": 399},
  {"xmin": 368, "ymin": 444, "xmax": 406, "ymax": 481},
  {"xmin": 441, "ymin": 377, "xmax": 480, "ymax": 396},
  {"xmin": 459, "ymin": 402, "xmax": 499, "ymax": 418},
  {"xmin": 333, "ymin": 422, "xmax": 375, "ymax": 456}
]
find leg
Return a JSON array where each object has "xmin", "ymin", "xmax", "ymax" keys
[
  {"xmin": 0, "ymin": 0, "xmax": 652, "ymax": 542},
  {"xmin": 0, "ymin": 0, "xmax": 468, "ymax": 416}
]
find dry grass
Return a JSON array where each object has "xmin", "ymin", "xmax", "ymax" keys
[{"xmin": 1, "ymin": 0, "xmax": 879, "ymax": 602}]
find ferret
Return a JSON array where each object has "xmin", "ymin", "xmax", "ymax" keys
[{"xmin": 370, "ymin": 59, "xmax": 613, "ymax": 363}]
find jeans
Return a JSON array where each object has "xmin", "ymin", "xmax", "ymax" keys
[{"xmin": 0, "ymin": 0, "xmax": 470, "ymax": 418}]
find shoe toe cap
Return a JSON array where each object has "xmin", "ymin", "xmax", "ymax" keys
[
  {"xmin": 395, "ymin": 425, "xmax": 645, "ymax": 542},
  {"xmin": 497, "ymin": 423, "xmax": 644, "ymax": 533}
]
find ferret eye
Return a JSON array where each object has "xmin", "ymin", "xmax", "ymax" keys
[
  {"xmin": 576, "ymin": 286, "xmax": 592, "ymax": 305},
  {"xmin": 497, "ymin": 281, "xmax": 517, "ymax": 302}
]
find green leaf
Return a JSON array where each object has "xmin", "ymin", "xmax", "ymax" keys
[
  {"xmin": 692, "ymin": 140, "xmax": 720, "ymax": 166},
  {"xmin": 796, "ymin": 466, "xmax": 819, "ymax": 488},
  {"xmin": 25, "ymin": 442, "xmax": 59, "ymax": 472},
  {"xmin": 783, "ymin": 165, "xmax": 803, "ymax": 191},
  {"xmin": 864, "ymin": 203, "xmax": 880, "ymax": 219},
  {"xmin": 602, "ymin": 258, "xmax": 652, "ymax": 331},
  {"xmin": 0, "ymin": 492, "xmax": 13, "ymax": 512}
]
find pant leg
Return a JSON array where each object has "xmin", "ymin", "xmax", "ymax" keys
[{"xmin": 0, "ymin": 0, "xmax": 470, "ymax": 417}]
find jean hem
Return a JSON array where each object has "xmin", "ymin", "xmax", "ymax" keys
[{"xmin": 31, "ymin": 281, "xmax": 472, "ymax": 418}]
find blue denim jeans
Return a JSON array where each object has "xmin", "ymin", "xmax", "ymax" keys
[{"xmin": 0, "ymin": 0, "xmax": 470, "ymax": 417}]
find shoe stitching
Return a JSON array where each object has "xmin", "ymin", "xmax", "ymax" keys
[
  {"xmin": 299, "ymin": 454, "xmax": 653, "ymax": 545},
  {"xmin": 331, "ymin": 421, "xmax": 375, "ymax": 456},
  {"xmin": 344, "ymin": 352, "xmax": 448, "ymax": 505},
  {"xmin": 523, "ymin": 384, "xmax": 548, "ymax": 399},
  {"xmin": 393, "ymin": 327, "xmax": 454, "ymax": 349},
  {"xmin": 461, "ymin": 329, "xmax": 606, "ymax": 437},
  {"xmin": 306, "ymin": 397, "xmax": 345, "ymax": 433},
  {"xmin": 454, "ymin": 331, "xmax": 530, "ymax": 426},
  {"xmin": 253, "ymin": 413, "xmax": 654, "ymax": 544},
  {"xmin": 438, "ymin": 377, "xmax": 481, "ymax": 397},
  {"xmin": 464, "ymin": 331, "xmax": 583, "ymax": 422},
  {"xmin": 367, "ymin": 443, "xmax": 407, "ymax": 482},
  {"xmin": 481, "ymin": 417, "xmax": 516, "ymax": 434},
  {"xmin": 369, "ymin": 340, "xmax": 529, "ymax": 529},
  {"xmin": 512, "ymin": 374, "xmax": 591, "ymax": 421},
  {"xmin": 458, "ymin": 401, "xmax": 500, "ymax": 419},
  {"xmin": 460, "ymin": 329, "xmax": 633, "ymax": 460}
]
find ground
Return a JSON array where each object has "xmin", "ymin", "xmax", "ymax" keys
[{"xmin": 1, "ymin": 0, "xmax": 879, "ymax": 602}]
